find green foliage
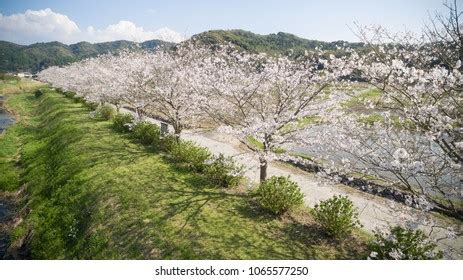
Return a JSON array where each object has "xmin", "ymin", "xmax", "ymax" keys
[
  {"xmin": 0, "ymin": 40, "xmax": 174, "ymax": 73},
  {"xmin": 63, "ymin": 91, "xmax": 76, "ymax": 99},
  {"xmin": 170, "ymin": 140, "xmax": 211, "ymax": 172},
  {"xmin": 112, "ymin": 113, "xmax": 134, "ymax": 133},
  {"xmin": 94, "ymin": 104, "xmax": 116, "ymax": 120},
  {"xmin": 0, "ymin": 73, "xmax": 20, "ymax": 81},
  {"xmin": 369, "ymin": 226, "xmax": 443, "ymax": 260},
  {"xmin": 83, "ymin": 101, "xmax": 99, "ymax": 110},
  {"xmin": 131, "ymin": 121, "xmax": 161, "ymax": 145},
  {"xmin": 313, "ymin": 195, "xmax": 361, "ymax": 238},
  {"xmin": 34, "ymin": 88, "xmax": 44, "ymax": 98},
  {"xmin": 256, "ymin": 176, "xmax": 304, "ymax": 215},
  {"xmin": 159, "ymin": 134, "xmax": 177, "ymax": 152},
  {"xmin": 193, "ymin": 30, "xmax": 365, "ymax": 58},
  {"xmin": 204, "ymin": 153, "xmax": 244, "ymax": 188}
]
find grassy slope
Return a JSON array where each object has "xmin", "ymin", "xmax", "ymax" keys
[
  {"xmin": 3, "ymin": 88, "xmax": 368, "ymax": 259},
  {"xmin": 0, "ymin": 79, "xmax": 43, "ymax": 191}
]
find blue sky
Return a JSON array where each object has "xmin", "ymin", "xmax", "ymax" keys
[{"xmin": 0, "ymin": 0, "xmax": 450, "ymax": 44}]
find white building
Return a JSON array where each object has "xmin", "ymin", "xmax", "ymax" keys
[{"xmin": 16, "ymin": 72, "xmax": 33, "ymax": 78}]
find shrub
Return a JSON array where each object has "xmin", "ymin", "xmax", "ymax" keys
[
  {"xmin": 73, "ymin": 96, "xmax": 85, "ymax": 103},
  {"xmin": 313, "ymin": 195, "xmax": 361, "ymax": 238},
  {"xmin": 170, "ymin": 140, "xmax": 211, "ymax": 172},
  {"xmin": 131, "ymin": 121, "xmax": 161, "ymax": 145},
  {"xmin": 256, "ymin": 176, "xmax": 304, "ymax": 215},
  {"xmin": 94, "ymin": 104, "xmax": 116, "ymax": 120},
  {"xmin": 369, "ymin": 226, "xmax": 443, "ymax": 260},
  {"xmin": 84, "ymin": 101, "xmax": 99, "ymax": 110},
  {"xmin": 63, "ymin": 91, "xmax": 76, "ymax": 98},
  {"xmin": 204, "ymin": 154, "xmax": 244, "ymax": 188},
  {"xmin": 34, "ymin": 88, "xmax": 44, "ymax": 98},
  {"xmin": 159, "ymin": 135, "xmax": 177, "ymax": 152},
  {"xmin": 112, "ymin": 113, "xmax": 134, "ymax": 133}
]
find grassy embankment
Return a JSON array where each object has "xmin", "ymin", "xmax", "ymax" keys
[
  {"xmin": 0, "ymin": 84, "xmax": 369, "ymax": 259},
  {"xmin": 0, "ymin": 79, "xmax": 44, "ymax": 191}
]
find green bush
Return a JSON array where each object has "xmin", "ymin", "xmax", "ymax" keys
[
  {"xmin": 84, "ymin": 101, "xmax": 99, "ymax": 110},
  {"xmin": 112, "ymin": 113, "xmax": 134, "ymax": 133},
  {"xmin": 204, "ymin": 154, "xmax": 244, "ymax": 188},
  {"xmin": 313, "ymin": 195, "xmax": 361, "ymax": 238},
  {"xmin": 256, "ymin": 176, "xmax": 304, "ymax": 215},
  {"xmin": 159, "ymin": 135, "xmax": 177, "ymax": 152},
  {"xmin": 369, "ymin": 226, "xmax": 443, "ymax": 260},
  {"xmin": 170, "ymin": 140, "xmax": 211, "ymax": 172},
  {"xmin": 131, "ymin": 122, "xmax": 161, "ymax": 145},
  {"xmin": 63, "ymin": 91, "xmax": 76, "ymax": 98},
  {"xmin": 73, "ymin": 96, "xmax": 85, "ymax": 103},
  {"xmin": 34, "ymin": 89, "xmax": 44, "ymax": 98},
  {"xmin": 94, "ymin": 104, "xmax": 116, "ymax": 120}
]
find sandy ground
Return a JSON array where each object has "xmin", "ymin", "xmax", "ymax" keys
[{"xmin": 120, "ymin": 108, "xmax": 463, "ymax": 259}]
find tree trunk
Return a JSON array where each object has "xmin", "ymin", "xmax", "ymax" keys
[
  {"xmin": 173, "ymin": 110, "xmax": 181, "ymax": 142},
  {"xmin": 259, "ymin": 158, "xmax": 268, "ymax": 182},
  {"xmin": 173, "ymin": 125, "xmax": 181, "ymax": 142}
]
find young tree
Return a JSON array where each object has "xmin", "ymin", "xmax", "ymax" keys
[
  {"xmin": 143, "ymin": 43, "xmax": 211, "ymax": 138},
  {"xmin": 197, "ymin": 47, "xmax": 353, "ymax": 181}
]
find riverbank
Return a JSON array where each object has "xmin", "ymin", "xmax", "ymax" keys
[
  {"xmin": 180, "ymin": 129, "xmax": 463, "ymax": 259},
  {"xmin": 0, "ymin": 88, "xmax": 370, "ymax": 259}
]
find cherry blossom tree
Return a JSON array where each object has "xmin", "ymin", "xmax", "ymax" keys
[
  {"xmin": 320, "ymin": 0, "xmax": 463, "ymax": 218},
  {"xmin": 143, "ymin": 42, "xmax": 212, "ymax": 137},
  {"xmin": 196, "ymin": 47, "xmax": 353, "ymax": 181}
]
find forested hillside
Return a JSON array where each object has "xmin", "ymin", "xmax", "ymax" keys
[
  {"xmin": 0, "ymin": 30, "xmax": 366, "ymax": 72},
  {"xmin": 0, "ymin": 39, "xmax": 174, "ymax": 73}
]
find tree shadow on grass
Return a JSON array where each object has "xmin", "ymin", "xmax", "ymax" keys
[
  {"xmin": 19, "ymin": 93, "xmax": 369, "ymax": 260},
  {"xmin": 280, "ymin": 214, "xmax": 369, "ymax": 259}
]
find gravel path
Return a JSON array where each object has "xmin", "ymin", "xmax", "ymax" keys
[{"xmin": 120, "ymin": 108, "xmax": 463, "ymax": 259}]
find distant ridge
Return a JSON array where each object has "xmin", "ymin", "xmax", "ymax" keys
[
  {"xmin": 0, "ymin": 39, "xmax": 174, "ymax": 73},
  {"xmin": 191, "ymin": 29, "xmax": 365, "ymax": 57},
  {"xmin": 1, "ymin": 29, "xmax": 365, "ymax": 73}
]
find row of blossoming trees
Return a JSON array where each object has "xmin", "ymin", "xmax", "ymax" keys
[{"xmin": 38, "ymin": 9, "xmax": 462, "ymax": 219}]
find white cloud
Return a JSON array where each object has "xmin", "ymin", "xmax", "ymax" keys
[
  {"xmin": 86, "ymin": 21, "xmax": 185, "ymax": 43},
  {"xmin": 0, "ymin": 8, "xmax": 81, "ymax": 43},
  {"xmin": 0, "ymin": 8, "xmax": 185, "ymax": 44}
]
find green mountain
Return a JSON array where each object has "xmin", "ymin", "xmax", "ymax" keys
[
  {"xmin": 0, "ymin": 39, "xmax": 174, "ymax": 73},
  {"xmin": 191, "ymin": 29, "xmax": 365, "ymax": 57},
  {"xmin": 1, "ymin": 30, "xmax": 365, "ymax": 73}
]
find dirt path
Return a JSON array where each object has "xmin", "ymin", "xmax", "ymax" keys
[{"xmin": 120, "ymin": 109, "xmax": 463, "ymax": 259}]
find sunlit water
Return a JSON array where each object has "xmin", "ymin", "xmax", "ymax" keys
[{"xmin": 0, "ymin": 96, "xmax": 15, "ymax": 133}]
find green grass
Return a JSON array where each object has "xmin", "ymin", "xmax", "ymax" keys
[
  {"xmin": 2, "ymin": 89, "xmax": 369, "ymax": 259},
  {"xmin": 0, "ymin": 79, "xmax": 44, "ymax": 95},
  {"xmin": 0, "ymin": 124, "xmax": 22, "ymax": 191},
  {"xmin": 0, "ymin": 79, "xmax": 42, "ymax": 191},
  {"xmin": 342, "ymin": 88, "xmax": 381, "ymax": 109},
  {"xmin": 245, "ymin": 136, "xmax": 286, "ymax": 154},
  {"xmin": 358, "ymin": 113, "xmax": 383, "ymax": 125}
]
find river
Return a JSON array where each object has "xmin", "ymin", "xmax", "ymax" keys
[{"xmin": 0, "ymin": 96, "xmax": 16, "ymax": 133}]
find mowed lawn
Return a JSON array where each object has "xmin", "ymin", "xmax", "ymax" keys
[{"xmin": 2, "ymin": 87, "xmax": 369, "ymax": 259}]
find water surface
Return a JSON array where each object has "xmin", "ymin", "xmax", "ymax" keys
[{"xmin": 0, "ymin": 96, "xmax": 15, "ymax": 133}]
